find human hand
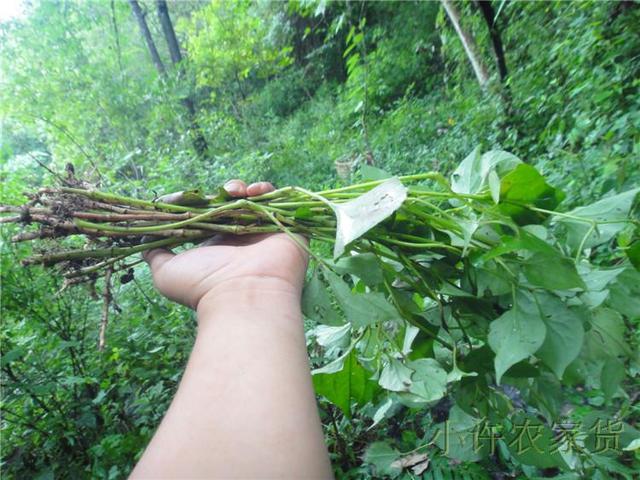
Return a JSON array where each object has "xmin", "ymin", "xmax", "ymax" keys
[{"xmin": 143, "ymin": 180, "xmax": 309, "ymax": 313}]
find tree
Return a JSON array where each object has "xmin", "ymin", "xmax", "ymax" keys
[
  {"xmin": 127, "ymin": 0, "xmax": 209, "ymax": 158},
  {"xmin": 477, "ymin": 0, "xmax": 507, "ymax": 82},
  {"xmin": 128, "ymin": 0, "xmax": 166, "ymax": 75},
  {"xmin": 155, "ymin": 0, "xmax": 208, "ymax": 157},
  {"xmin": 156, "ymin": 0, "xmax": 182, "ymax": 65},
  {"xmin": 155, "ymin": 0, "xmax": 209, "ymax": 158},
  {"xmin": 185, "ymin": 1, "xmax": 291, "ymax": 91},
  {"xmin": 440, "ymin": 0, "xmax": 490, "ymax": 88}
]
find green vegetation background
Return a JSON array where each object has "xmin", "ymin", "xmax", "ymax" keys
[{"xmin": 0, "ymin": 1, "xmax": 638, "ymax": 478}]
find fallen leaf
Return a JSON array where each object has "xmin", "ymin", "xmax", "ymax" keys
[
  {"xmin": 390, "ymin": 452, "xmax": 429, "ymax": 473},
  {"xmin": 412, "ymin": 458, "xmax": 430, "ymax": 475}
]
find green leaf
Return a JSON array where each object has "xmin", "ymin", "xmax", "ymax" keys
[
  {"xmin": 156, "ymin": 189, "xmax": 210, "ymax": 206},
  {"xmin": 449, "ymin": 404, "xmax": 483, "ymax": 432},
  {"xmin": 579, "ymin": 264, "xmax": 625, "ymax": 308},
  {"xmin": 76, "ymin": 411, "xmax": 97, "ymax": 428},
  {"xmin": 379, "ymin": 358, "xmax": 413, "ymax": 392},
  {"xmin": 478, "ymin": 230, "xmax": 559, "ymax": 263},
  {"xmin": 556, "ymin": 187, "xmax": 639, "ymax": 251},
  {"xmin": 324, "ymin": 269, "xmax": 398, "ymax": 328},
  {"xmin": 623, "ymin": 438, "xmax": 640, "ymax": 451},
  {"xmin": 301, "ymin": 269, "xmax": 343, "ymax": 326},
  {"xmin": 530, "ymin": 375, "xmax": 563, "ymax": 420},
  {"xmin": 607, "ymin": 268, "xmax": 640, "ymax": 318},
  {"xmin": 588, "ymin": 455, "xmax": 637, "ymax": 478},
  {"xmin": 624, "ymin": 239, "xmax": 640, "ymax": 270},
  {"xmin": 504, "ymin": 361, "xmax": 540, "ymax": 378},
  {"xmin": 601, "ymin": 356, "xmax": 624, "ymax": 401},
  {"xmin": 314, "ymin": 324, "xmax": 351, "ymax": 349},
  {"xmin": 361, "ymin": 164, "xmax": 391, "ymax": 181},
  {"xmin": 439, "ymin": 282, "xmax": 474, "ymax": 297},
  {"xmin": 534, "ymin": 293, "xmax": 585, "ymax": 379},
  {"xmin": 0, "ymin": 347, "xmax": 26, "ymax": 368},
  {"xmin": 294, "ymin": 206, "xmax": 314, "ymax": 219},
  {"xmin": 312, "ymin": 350, "xmax": 377, "ymax": 418},
  {"xmin": 488, "ymin": 294, "xmax": 546, "ymax": 384},
  {"xmin": 447, "ymin": 363, "xmax": 478, "ymax": 383},
  {"xmin": 363, "ymin": 441, "xmax": 402, "ymax": 477},
  {"xmin": 453, "ymin": 215, "xmax": 481, "ymax": 254},
  {"xmin": 204, "ymin": 187, "xmax": 232, "ymax": 204},
  {"xmin": 406, "ymin": 358, "xmax": 448, "ymax": 403},
  {"xmin": 580, "ymin": 265, "xmax": 625, "ymax": 292},
  {"xmin": 584, "ymin": 307, "xmax": 631, "ymax": 360},
  {"xmin": 313, "ymin": 349, "xmax": 352, "ymax": 375},
  {"xmin": 330, "ymin": 178, "xmax": 407, "ymax": 258},
  {"xmin": 329, "ymin": 252, "xmax": 384, "ymax": 287},
  {"xmin": 504, "ymin": 414, "xmax": 567, "ymax": 468},
  {"xmin": 435, "ymin": 406, "xmax": 488, "ymax": 462},
  {"xmin": 401, "ymin": 324, "xmax": 421, "ymax": 356},
  {"xmin": 475, "ymin": 261, "xmax": 513, "ymax": 297},
  {"xmin": 369, "ymin": 398, "xmax": 395, "ymax": 430},
  {"xmin": 451, "ymin": 147, "xmax": 521, "ymax": 195},
  {"xmin": 488, "ymin": 169, "xmax": 501, "ymax": 204},
  {"xmin": 523, "ymin": 252, "xmax": 585, "ymax": 290},
  {"xmin": 581, "ymin": 414, "xmax": 640, "ymax": 464},
  {"xmin": 92, "ymin": 390, "xmax": 107, "ymax": 405},
  {"xmin": 498, "ymin": 164, "xmax": 565, "ymax": 224}
]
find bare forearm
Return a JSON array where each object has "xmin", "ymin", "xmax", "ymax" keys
[{"xmin": 131, "ymin": 280, "xmax": 333, "ymax": 479}]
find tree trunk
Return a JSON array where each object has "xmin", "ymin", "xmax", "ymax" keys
[
  {"xmin": 128, "ymin": 0, "xmax": 166, "ymax": 75},
  {"xmin": 474, "ymin": 1, "xmax": 516, "ymax": 145},
  {"xmin": 155, "ymin": 0, "xmax": 209, "ymax": 158},
  {"xmin": 110, "ymin": 0, "xmax": 124, "ymax": 73},
  {"xmin": 441, "ymin": 0, "xmax": 490, "ymax": 89},
  {"xmin": 156, "ymin": 0, "xmax": 183, "ymax": 65},
  {"xmin": 477, "ymin": 0, "xmax": 507, "ymax": 82}
]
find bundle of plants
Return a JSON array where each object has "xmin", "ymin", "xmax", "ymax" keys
[
  {"xmin": 0, "ymin": 154, "xmax": 513, "ymax": 279},
  {"xmin": 2, "ymin": 150, "xmax": 640, "ymax": 466},
  {"xmin": 1, "ymin": 166, "xmax": 466, "ymax": 281},
  {"xmin": 2, "ymin": 150, "xmax": 636, "ymax": 277}
]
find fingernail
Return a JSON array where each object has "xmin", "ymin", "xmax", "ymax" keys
[
  {"xmin": 224, "ymin": 180, "xmax": 242, "ymax": 196},
  {"xmin": 247, "ymin": 181, "xmax": 271, "ymax": 196}
]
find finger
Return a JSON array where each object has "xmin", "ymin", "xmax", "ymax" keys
[
  {"xmin": 246, "ymin": 181, "xmax": 275, "ymax": 197},
  {"xmin": 142, "ymin": 248, "xmax": 175, "ymax": 274},
  {"xmin": 224, "ymin": 179, "xmax": 247, "ymax": 198}
]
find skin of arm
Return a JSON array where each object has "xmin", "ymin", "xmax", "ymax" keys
[{"xmin": 130, "ymin": 180, "xmax": 333, "ymax": 479}]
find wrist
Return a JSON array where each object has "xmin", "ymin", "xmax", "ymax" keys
[{"xmin": 195, "ymin": 276, "xmax": 303, "ymax": 320}]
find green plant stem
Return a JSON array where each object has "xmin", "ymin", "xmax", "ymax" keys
[
  {"xmin": 53, "ymin": 187, "xmax": 205, "ymax": 213},
  {"xmin": 64, "ymin": 255, "xmax": 128, "ymax": 278},
  {"xmin": 316, "ymin": 172, "xmax": 440, "ymax": 195},
  {"xmin": 380, "ymin": 238, "xmax": 461, "ymax": 253},
  {"xmin": 73, "ymin": 200, "xmax": 256, "ymax": 233},
  {"xmin": 24, "ymin": 236, "xmax": 206, "ymax": 266}
]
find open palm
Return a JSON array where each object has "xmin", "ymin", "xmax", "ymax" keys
[{"xmin": 143, "ymin": 180, "xmax": 308, "ymax": 310}]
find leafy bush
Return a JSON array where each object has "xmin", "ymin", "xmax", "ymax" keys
[{"xmin": 1, "ymin": 237, "xmax": 195, "ymax": 478}]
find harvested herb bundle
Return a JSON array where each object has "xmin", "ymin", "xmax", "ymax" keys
[
  {"xmin": 1, "ymin": 150, "xmax": 637, "ymax": 289},
  {"xmin": 0, "ymin": 168, "xmax": 488, "ymax": 278}
]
